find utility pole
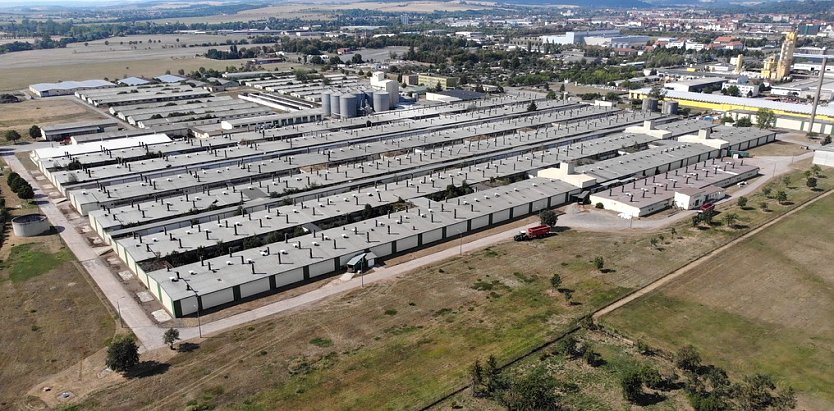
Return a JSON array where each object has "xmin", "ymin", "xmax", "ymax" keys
[{"xmin": 808, "ymin": 53, "xmax": 828, "ymax": 135}]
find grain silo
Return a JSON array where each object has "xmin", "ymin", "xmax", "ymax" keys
[
  {"xmin": 340, "ymin": 94, "xmax": 358, "ymax": 118},
  {"xmin": 373, "ymin": 92, "xmax": 390, "ymax": 113},
  {"xmin": 330, "ymin": 93, "xmax": 341, "ymax": 117},
  {"xmin": 321, "ymin": 90, "xmax": 332, "ymax": 117}
]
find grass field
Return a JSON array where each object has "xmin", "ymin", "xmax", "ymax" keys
[
  {"xmin": 70, "ymin": 213, "xmax": 741, "ymax": 410},
  {"xmin": 0, "ymin": 233, "xmax": 114, "ymax": 409},
  {"xmin": 0, "ymin": 98, "xmax": 106, "ymax": 143},
  {"xmin": 437, "ymin": 329, "xmax": 691, "ymax": 410},
  {"xmin": 149, "ymin": 1, "xmax": 493, "ymax": 24},
  {"xmin": 604, "ymin": 181, "xmax": 834, "ymax": 408},
  {"xmin": 1, "ymin": 243, "xmax": 72, "ymax": 283}
]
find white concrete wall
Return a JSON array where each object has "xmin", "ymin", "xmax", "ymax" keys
[
  {"xmin": 240, "ymin": 277, "xmax": 270, "ymax": 298},
  {"xmin": 202, "ymin": 288, "xmax": 234, "ymax": 310},
  {"xmin": 531, "ymin": 198, "xmax": 548, "ymax": 212},
  {"xmin": 370, "ymin": 242, "xmax": 393, "ymax": 257},
  {"xmin": 814, "ymin": 149, "xmax": 834, "ymax": 167},
  {"xmin": 161, "ymin": 291, "xmax": 174, "ymax": 316},
  {"xmin": 492, "ymin": 208, "xmax": 511, "ymax": 223},
  {"xmin": 471, "ymin": 215, "xmax": 490, "ymax": 230},
  {"xmin": 275, "ymin": 268, "xmax": 304, "ymax": 288},
  {"xmin": 180, "ymin": 295, "xmax": 198, "ymax": 316},
  {"xmin": 309, "ymin": 260, "xmax": 335, "ymax": 278},
  {"xmin": 396, "ymin": 235, "xmax": 419, "ymax": 252},
  {"xmin": 423, "ymin": 228, "xmax": 443, "ymax": 244},
  {"xmin": 512, "ymin": 204, "xmax": 528, "ymax": 217}
]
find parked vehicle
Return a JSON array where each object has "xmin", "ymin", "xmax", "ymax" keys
[
  {"xmin": 513, "ymin": 225, "xmax": 552, "ymax": 241},
  {"xmin": 698, "ymin": 202, "xmax": 716, "ymax": 213}
]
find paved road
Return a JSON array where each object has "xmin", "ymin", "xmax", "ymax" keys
[{"xmin": 593, "ymin": 188, "xmax": 834, "ymax": 321}]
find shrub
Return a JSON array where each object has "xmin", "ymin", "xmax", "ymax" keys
[{"xmin": 595, "ymin": 202, "xmax": 604, "ymax": 209}]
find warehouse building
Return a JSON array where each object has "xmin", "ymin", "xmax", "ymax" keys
[
  {"xmin": 39, "ymin": 119, "xmax": 121, "ymax": 141},
  {"xmin": 29, "ymin": 79, "xmax": 115, "ymax": 98}
]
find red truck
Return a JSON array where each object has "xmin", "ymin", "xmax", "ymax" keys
[
  {"xmin": 514, "ymin": 225, "xmax": 552, "ymax": 241},
  {"xmin": 698, "ymin": 202, "xmax": 716, "ymax": 213}
]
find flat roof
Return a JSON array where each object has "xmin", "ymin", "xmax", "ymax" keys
[
  {"xmin": 30, "ymin": 79, "xmax": 114, "ymax": 92},
  {"xmin": 40, "ymin": 119, "xmax": 119, "ymax": 133},
  {"xmin": 635, "ymin": 87, "xmax": 834, "ymax": 117}
]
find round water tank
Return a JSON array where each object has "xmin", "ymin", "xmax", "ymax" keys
[
  {"xmin": 663, "ymin": 100, "xmax": 679, "ymax": 115},
  {"xmin": 373, "ymin": 92, "xmax": 390, "ymax": 112},
  {"xmin": 12, "ymin": 214, "xmax": 50, "ymax": 237},
  {"xmin": 321, "ymin": 91, "xmax": 331, "ymax": 117},
  {"xmin": 340, "ymin": 95, "xmax": 358, "ymax": 118}
]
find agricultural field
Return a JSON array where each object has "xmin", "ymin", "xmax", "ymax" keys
[
  {"xmin": 604, "ymin": 173, "xmax": 834, "ymax": 409},
  {"xmin": 149, "ymin": 1, "xmax": 494, "ymax": 24},
  {"xmin": 0, "ymin": 167, "xmax": 115, "ymax": 409},
  {"xmin": 0, "ymin": 34, "xmax": 296, "ymax": 91},
  {"xmin": 0, "ymin": 98, "xmax": 107, "ymax": 143}
]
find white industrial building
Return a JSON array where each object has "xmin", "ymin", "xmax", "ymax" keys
[
  {"xmin": 29, "ymin": 80, "xmax": 115, "ymax": 98},
  {"xmin": 539, "ymin": 30, "xmax": 621, "ymax": 45},
  {"xmin": 369, "ymin": 71, "xmax": 399, "ymax": 110},
  {"xmin": 813, "ymin": 147, "xmax": 834, "ymax": 167}
]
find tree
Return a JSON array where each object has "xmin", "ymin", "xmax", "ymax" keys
[
  {"xmin": 735, "ymin": 117, "xmax": 753, "ymax": 127},
  {"xmin": 782, "ymin": 175, "xmax": 791, "ymax": 186},
  {"xmin": 527, "ymin": 101, "xmax": 538, "ymax": 112},
  {"xmin": 675, "ymin": 344, "xmax": 702, "ymax": 372},
  {"xmin": 484, "ymin": 355, "xmax": 507, "ymax": 395},
  {"xmin": 776, "ymin": 190, "xmax": 788, "ymax": 204},
  {"xmin": 811, "ymin": 164, "xmax": 822, "ymax": 176},
  {"xmin": 756, "ymin": 108, "xmax": 777, "ymax": 129},
  {"xmin": 163, "ymin": 327, "xmax": 180, "ymax": 350},
  {"xmin": 539, "ymin": 209, "xmax": 557, "ymax": 226},
  {"xmin": 351, "ymin": 53, "xmax": 363, "ymax": 64},
  {"xmin": 823, "ymin": 135, "xmax": 832, "ymax": 145},
  {"xmin": 497, "ymin": 366, "xmax": 561, "ymax": 410},
  {"xmin": 5, "ymin": 129, "xmax": 20, "ymax": 143},
  {"xmin": 723, "ymin": 85, "xmax": 740, "ymax": 97},
  {"xmin": 106, "ymin": 334, "xmax": 139, "ymax": 372},
  {"xmin": 737, "ymin": 196, "xmax": 748, "ymax": 208},
  {"xmin": 471, "ymin": 359, "xmax": 487, "ymax": 397},
  {"xmin": 806, "ymin": 176, "xmax": 817, "ymax": 189},
  {"xmin": 545, "ymin": 90, "xmax": 556, "ymax": 100},
  {"xmin": 550, "ymin": 274, "xmax": 561, "ymax": 290},
  {"xmin": 735, "ymin": 374, "xmax": 796, "ymax": 411},
  {"xmin": 723, "ymin": 212, "xmax": 738, "ymax": 228},
  {"xmin": 647, "ymin": 85, "xmax": 665, "ymax": 100},
  {"xmin": 620, "ymin": 368, "xmax": 643, "ymax": 403},
  {"xmin": 28, "ymin": 125, "xmax": 41, "ymax": 139},
  {"xmin": 759, "ymin": 201, "xmax": 769, "ymax": 211},
  {"xmin": 593, "ymin": 256, "xmax": 604, "ymax": 271},
  {"xmin": 17, "ymin": 184, "xmax": 34, "ymax": 200}
]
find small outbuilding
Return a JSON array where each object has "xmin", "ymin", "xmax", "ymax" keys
[{"xmin": 346, "ymin": 252, "xmax": 376, "ymax": 273}]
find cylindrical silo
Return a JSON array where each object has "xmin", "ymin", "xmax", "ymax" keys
[
  {"xmin": 373, "ymin": 92, "xmax": 390, "ymax": 112},
  {"xmin": 330, "ymin": 93, "xmax": 341, "ymax": 117},
  {"xmin": 340, "ymin": 94, "xmax": 358, "ymax": 118},
  {"xmin": 321, "ymin": 91, "xmax": 331, "ymax": 117},
  {"xmin": 642, "ymin": 98, "xmax": 658, "ymax": 112},
  {"xmin": 663, "ymin": 100, "xmax": 679, "ymax": 115}
]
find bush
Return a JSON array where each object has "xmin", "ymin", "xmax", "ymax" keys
[
  {"xmin": 737, "ymin": 196, "xmax": 748, "ymax": 208},
  {"xmin": 675, "ymin": 345, "xmax": 702, "ymax": 372},
  {"xmin": 595, "ymin": 202, "xmax": 604, "ymax": 209},
  {"xmin": 17, "ymin": 184, "xmax": 34, "ymax": 200},
  {"xmin": 106, "ymin": 334, "xmax": 140, "ymax": 372}
]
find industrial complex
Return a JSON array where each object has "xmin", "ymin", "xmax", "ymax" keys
[{"xmin": 20, "ymin": 72, "xmax": 778, "ymax": 319}]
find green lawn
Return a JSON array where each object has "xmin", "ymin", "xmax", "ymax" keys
[
  {"xmin": 1, "ymin": 243, "xmax": 71, "ymax": 283},
  {"xmin": 604, "ymin": 190, "xmax": 834, "ymax": 407}
]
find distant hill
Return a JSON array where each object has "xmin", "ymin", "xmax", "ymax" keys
[{"xmin": 499, "ymin": 0, "xmax": 651, "ymax": 8}]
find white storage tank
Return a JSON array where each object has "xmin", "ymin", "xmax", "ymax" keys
[
  {"xmin": 373, "ymin": 92, "xmax": 390, "ymax": 112},
  {"xmin": 662, "ymin": 100, "xmax": 679, "ymax": 115},
  {"xmin": 340, "ymin": 94, "xmax": 358, "ymax": 118},
  {"xmin": 321, "ymin": 91, "xmax": 331, "ymax": 117},
  {"xmin": 330, "ymin": 93, "xmax": 341, "ymax": 117},
  {"xmin": 12, "ymin": 214, "xmax": 50, "ymax": 237}
]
